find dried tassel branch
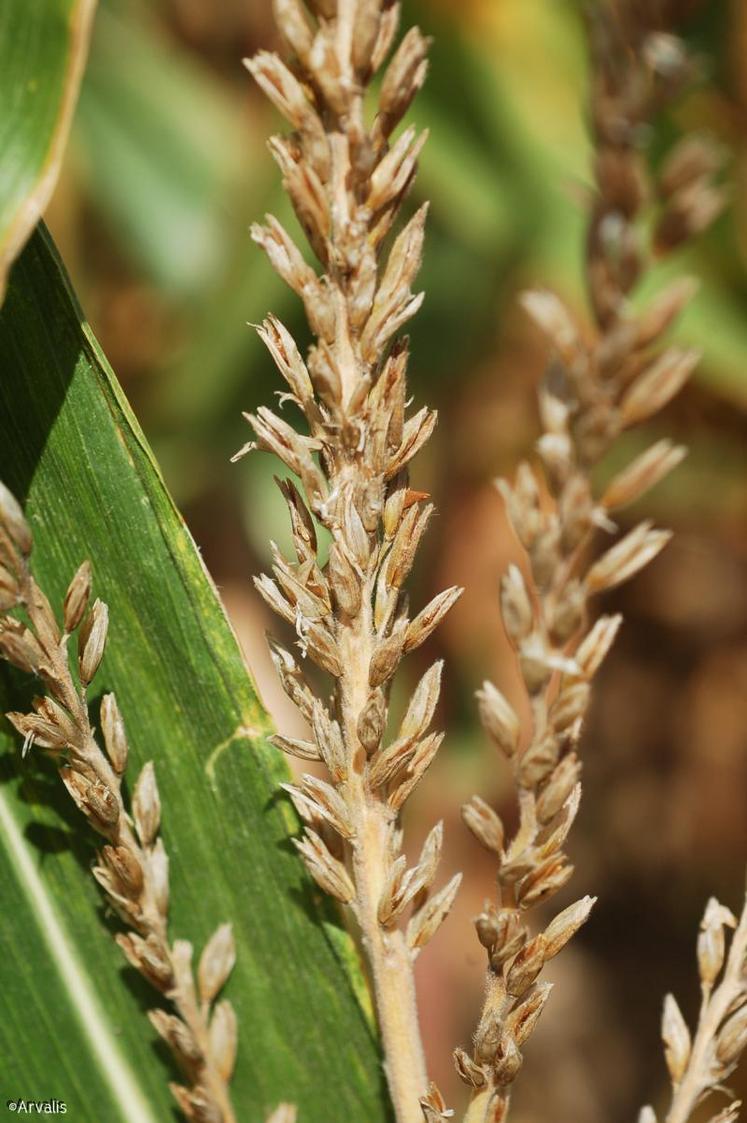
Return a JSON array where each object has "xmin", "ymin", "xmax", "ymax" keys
[
  {"xmin": 0, "ymin": 481, "xmax": 237, "ymax": 1123},
  {"xmin": 638, "ymin": 890, "xmax": 747, "ymax": 1123},
  {"xmin": 459, "ymin": 5, "xmax": 725, "ymax": 1121},
  {"xmin": 237, "ymin": 3, "xmax": 461, "ymax": 1121}
]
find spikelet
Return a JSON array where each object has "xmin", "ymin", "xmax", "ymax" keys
[
  {"xmin": 459, "ymin": 3, "xmax": 725, "ymax": 1115},
  {"xmin": 238, "ymin": 4, "xmax": 460, "ymax": 1119},
  {"xmin": 654, "ymin": 890, "xmax": 747, "ymax": 1123},
  {"xmin": 235, "ymin": 4, "xmax": 469, "ymax": 1118},
  {"xmin": 0, "ymin": 485, "xmax": 237, "ymax": 1123}
]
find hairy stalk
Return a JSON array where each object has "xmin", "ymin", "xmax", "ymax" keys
[
  {"xmin": 458, "ymin": 5, "xmax": 725, "ymax": 1121},
  {"xmin": 0, "ymin": 482, "xmax": 238, "ymax": 1123},
  {"xmin": 636, "ymin": 890, "xmax": 747, "ymax": 1123},
  {"xmin": 237, "ymin": 2, "xmax": 462, "ymax": 1121}
]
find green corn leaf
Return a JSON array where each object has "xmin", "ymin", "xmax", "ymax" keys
[
  {"xmin": 0, "ymin": 0, "xmax": 95, "ymax": 301},
  {"xmin": 0, "ymin": 226, "xmax": 388, "ymax": 1122}
]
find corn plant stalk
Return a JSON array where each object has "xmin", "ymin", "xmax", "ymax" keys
[
  {"xmin": 0, "ymin": 481, "xmax": 238, "ymax": 1123},
  {"xmin": 458, "ymin": 5, "xmax": 726, "ymax": 1121},
  {"xmin": 237, "ymin": 2, "xmax": 462, "ymax": 1120}
]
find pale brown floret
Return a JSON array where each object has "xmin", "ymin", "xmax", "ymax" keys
[
  {"xmin": 649, "ymin": 890, "xmax": 747, "ymax": 1123},
  {"xmin": 0, "ymin": 495, "xmax": 237, "ymax": 1123}
]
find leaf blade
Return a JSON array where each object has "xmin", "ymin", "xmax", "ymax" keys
[{"xmin": 0, "ymin": 0, "xmax": 95, "ymax": 299}]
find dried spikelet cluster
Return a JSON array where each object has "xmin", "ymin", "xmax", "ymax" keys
[
  {"xmin": 0, "ymin": 481, "xmax": 237, "ymax": 1123},
  {"xmin": 237, "ymin": 2, "xmax": 461, "ymax": 1119},
  {"xmin": 641, "ymin": 892, "xmax": 747, "ymax": 1123},
  {"xmin": 458, "ymin": 6, "xmax": 726, "ymax": 1121}
]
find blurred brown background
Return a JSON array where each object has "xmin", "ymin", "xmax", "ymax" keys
[{"xmin": 46, "ymin": 0, "xmax": 747, "ymax": 1118}]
